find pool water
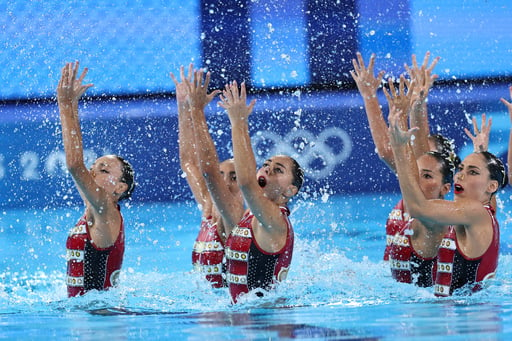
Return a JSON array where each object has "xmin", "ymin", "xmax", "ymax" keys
[{"xmin": 2, "ymin": 192, "xmax": 512, "ymax": 340}]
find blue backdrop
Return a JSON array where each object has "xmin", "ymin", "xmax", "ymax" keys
[
  {"xmin": 0, "ymin": 0, "xmax": 511, "ymax": 208},
  {"xmin": 1, "ymin": 83, "xmax": 510, "ymax": 209},
  {"xmin": 0, "ymin": 1, "xmax": 510, "ymax": 100}
]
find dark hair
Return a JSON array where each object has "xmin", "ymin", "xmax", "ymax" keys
[
  {"xmin": 429, "ymin": 134, "xmax": 461, "ymax": 168},
  {"xmin": 426, "ymin": 151, "xmax": 458, "ymax": 185},
  {"xmin": 115, "ymin": 155, "xmax": 136, "ymax": 201},
  {"xmin": 479, "ymin": 151, "xmax": 508, "ymax": 193},
  {"xmin": 289, "ymin": 157, "xmax": 304, "ymax": 193}
]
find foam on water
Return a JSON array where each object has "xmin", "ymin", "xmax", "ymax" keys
[
  {"xmin": 2, "ymin": 193, "xmax": 512, "ymax": 339},
  {"xmin": 2, "ymin": 237, "xmax": 512, "ymax": 315}
]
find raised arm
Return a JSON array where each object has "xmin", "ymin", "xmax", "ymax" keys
[
  {"xmin": 185, "ymin": 69, "xmax": 221, "ymax": 180},
  {"xmin": 219, "ymin": 81, "xmax": 256, "ymax": 190},
  {"xmin": 171, "ymin": 64, "xmax": 212, "ymax": 216},
  {"xmin": 405, "ymin": 52, "xmax": 440, "ymax": 157},
  {"xmin": 350, "ymin": 53, "xmax": 395, "ymax": 171},
  {"xmin": 57, "ymin": 62, "xmax": 109, "ymax": 212},
  {"xmin": 220, "ymin": 82, "xmax": 288, "ymax": 244},
  {"xmin": 185, "ymin": 69, "xmax": 243, "ymax": 232},
  {"xmin": 463, "ymin": 113, "xmax": 496, "ymax": 211},
  {"xmin": 500, "ymin": 86, "xmax": 512, "ymax": 181},
  {"xmin": 388, "ymin": 108, "xmax": 485, "ymax": 227}
]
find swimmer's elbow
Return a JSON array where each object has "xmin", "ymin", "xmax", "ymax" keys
[{"xmin": 376, "ymin": 147, "xmax": 394, "ymax": 164}]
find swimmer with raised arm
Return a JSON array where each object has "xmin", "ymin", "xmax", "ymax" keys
[
  {"xmin": 384, "ymin": 76, "xmax": 457, "ymax": 286},
  {"xmin": 388, "ymin": 103, "xmax": 507, "ymax": 296},
  {"xmin": 351, "ymin": 52, "xmax": 456, "ymax": 261},
  {"xmin": 219, "ymin": 81, "xmax": 304, "ymax": 303},
  {"xmin": 57, "ymin": 62, "xmax": 135, "ymax": 297},
  {"xmin": 172, "ymin": 65, "xmax": 243, "ymax": 288}
]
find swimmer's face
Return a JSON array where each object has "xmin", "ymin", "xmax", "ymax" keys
[
  {"xmin": 89, "ymin": 155, "xmax": 127, "ymax": 198},
  {"xmin": 256, "ymin": 155, "xmax": 297, "ymax": 202},
  {"xmin": 454, "ymin": 153, "xmax": 496, "ymax": 200},
  {"xmin": 219, "ymin": 159, "xmax": 240, "ymax": 195},
  {"xmin": 417, "ymin": 154, "xmax": 449, "ymax": 200}
]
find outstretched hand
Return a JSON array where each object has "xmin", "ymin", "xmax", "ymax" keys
[
  {"xmin": 404, "ymin": 52, "xmax": 440, "ymax": 105},
  {"xmin": 383, "ymin": 75, "xmax": 416, "ymax": 128},
  {"xmin": 184, "ymin": 69, "xmax": 221, "ymax": 110},
  {"xmin": 219, "ymin": 81, "xmax": 256, "ymax": 123},
  {"xmin": 350, "ymin": 52, "xmax": 385, "ymax": 99},
  {"xmin": 388, "ymin": 107, "xmax": 418, "ymax": 147},
  {"xmin": 57, "ymin": 62, "xmax": 93, "ymax": 106},
  {"xmin": 170, "ymin": 64, "xmax": 193, "ymax": 104},
  {"xmin": 464, "ymin": 113, "xmax": 492, "ymax": 152}
]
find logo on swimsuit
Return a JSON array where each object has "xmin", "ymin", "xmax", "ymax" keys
[
  {"xmin": 252, "ymin": 127, "xmax": 352, "ymax": 180},
  {"xmin": 110, "ymin": 270, "xmax": 121, "ymax": 287}
]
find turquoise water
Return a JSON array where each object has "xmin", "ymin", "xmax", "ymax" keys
[{"xmin": 2, "ymin": 192, "xmax": 512, "ymax": 340}]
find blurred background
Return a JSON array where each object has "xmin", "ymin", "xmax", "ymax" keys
[{"xmin": 1, "ymin": 0, "xmax": 511, "ymax": 209}]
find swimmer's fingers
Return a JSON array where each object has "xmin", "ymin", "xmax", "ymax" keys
[
  {"xmin": 411, "ymin": 53, "xmax": 419, "ymax": 71},
  {"xmin": 387, "ymin": 77, "xmax": 398, "ymax": 98},
  {"xmin": 355, "ymin": 52, "xmax": 366, "ymax": 72},
  {"xmin": 480, "ymin": 114, "xmax": 492, "ymax": 136},
  {"xmin": 427, "ymin": 56, "xmax": 440, "ymax": 73},
  {"xmin": 240, "ymin": 81, "xmax": 248, "ymax": 100},
  {"xmin": 471, "ymin": 116, "xmax": 480, "ymax": 134},
  {"xmin": 376, "ymin": 70, "xmax": 385, "ymax": 83},
  {"xmin": 218, "ymin": 95, "xmax": 228, "ymax": 110},
  {"xmin": 464, "ymin": 127, "xmax": 476, "ymax": 141},
  {"xmin": 248, "ymin": 98, "xmax": 256, "ymax": 113},
  {"xmin": 222, "ymin": 83, "xmax": 234, "ymax": 102},
  {"xmin": 240, "ymin": 82, "xmax": 256, "ymax": 113},
  {"xmin": 169, "ymin": 71, "xmax": 179, "ymax": 87},
  {"xmin": 58, "ymin": 63, "xmax": 70, "ymax": 88},
  {"xmin": 420, "ymin": 51, "xmax": 430, "ymax": 70},
  {"xmin": 500, "ymin": 96, "xmax": 512, "ymax": 121},
  {"xmin": 480, "ymin": 113, "xmax": 487, "ymax": 131},
  {"xmin": 367, "ymin": 53, "xmax": 377, "ymax": 74},
  {"xmin": 63, "ymin": 62, "xmax": 74, "ymax": 86},
  {"xmin": 230, "ymin": 80, "xmax": 240, "ymax": 100},
  {"xmin": 186, "ymin": 63, "xmax": 193, "ymax": 82},
  {"xmin": 71, "ymin": 61, "xmax": 79, "ymax": 83},
  {"xmin": 76, "ymin": 65, "xmax": 88, "ymax": 85},
  {"xmin": 382, "ymin": 86, "xmax": 392, "ymax": 107},
  {"xmin": 193, "ymin": 69, "xmax": 203, "ymax": 89},
  {"xmin": 404, "ymin": 63, "xmax": 413, "ymax": 79},
  {"xmin": 218, "ymin": 83, "xmax": 233, "ymax": 109},
  {"xmin": 398, "ymin": 74, "xmax": 407, "ymax": 97},
  {"xmin": 76, "ymin": 68, "xmax": 93, "ymax": 96}
]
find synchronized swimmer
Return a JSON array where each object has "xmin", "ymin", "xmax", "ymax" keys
[{"xmin": 55, "ymin": 54, "xmax": 510, "ymax": 301}]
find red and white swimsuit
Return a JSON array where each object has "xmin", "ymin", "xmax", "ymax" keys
[
  {"xmin": 225, "ymin": 207, "xmax": 294, "ymax": 303},
  {"xmin": 66, "ymin": 212, "xmax": 125, "ymax": 297},
  {"xmin": 192, "ymin": 216, "xmax": 226, "ymax": 288},
  {"xmin": 434, "ymin": 205, "xmax": 499, "ymax": 296},
  {"xmin": 384, "ymin": 199, "xmax": 410, "ymax": 260},
  {"xmin": 389, "ymin": 220, "xmax": 436, "ymax": 287}
]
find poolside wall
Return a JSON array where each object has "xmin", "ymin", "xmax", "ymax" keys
[{"xmin": 1, "ymin": 83, "xmax": 509, "ymax": 209}]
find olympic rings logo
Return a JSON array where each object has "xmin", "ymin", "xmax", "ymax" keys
[{"xmin": 251, "ymin": 127, "xmax": 352, "ymax": 180}]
